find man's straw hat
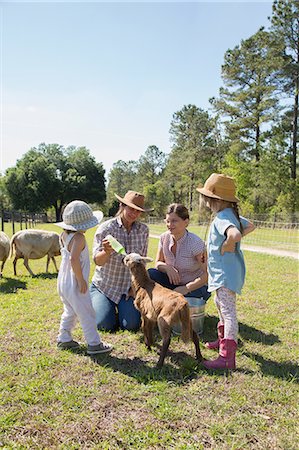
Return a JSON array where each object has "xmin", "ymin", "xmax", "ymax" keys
[
  {"xmin": 114, "ymin": 191, "xmax": 154, "ymax": 212},
  {"xmin": 197, "ymin": 173, "xmax": 239, "ymax": 203}
]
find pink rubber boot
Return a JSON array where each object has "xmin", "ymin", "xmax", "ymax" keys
[
  {"xmin": 205, "ymin": 322, "xmax": 224, "ymax": 350},
  {"xmin": 203, "ymin": 339, "xmax": 237, "ymax": 370}
]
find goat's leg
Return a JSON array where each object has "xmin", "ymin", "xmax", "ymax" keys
[
  {"xmin": 142, "ymin": 317, "xmax": 153, "ymax": 350},
  {"xmin": 46, "ymin": 255, "xmax": 50, "ymax": 273},
  {"xmin": 156, "ymin": 333, "xmax": 171, "ymax": 368},
  {"xmin": 24, "ymin": 256, "xmax": 35, "ymax": 276},
  {"xmin": 52, "ymin": 256, "xmax": 59, "ymax": 272},
  {"xmin": 0, "ymin": 259, "xmax": 5, "ymax": 277},
  {"xmin": 13, "ymin": 257, "xmax": 18, "ymax": 276},
  {"xmin": 192, "ymin": 330, "xmax": 202, "ymax": 362},
  {"xmin": 156, "ymin": 317, "xmax": 171, "ymax": 368},
  {"xmin": 146, "ymin": 321, "xmax": 154, "ymax": 349}
]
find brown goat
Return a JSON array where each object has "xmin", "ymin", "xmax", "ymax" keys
[{"xmin": 123, "ymin": 253, "xmax": 202, "ymax": 368}]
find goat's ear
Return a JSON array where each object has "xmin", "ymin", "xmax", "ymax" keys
[{"xmin": 142, "ymin": 256, "xmax": 153, "ymax": 263}]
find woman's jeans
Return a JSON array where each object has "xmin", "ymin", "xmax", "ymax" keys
[
  {"xmin": 148, "ymin": 268, "xmax": 211, "ymax": 302},
  {"xmin": 90, "ymin": 283, "xmax": 141, "ymax": 332}
]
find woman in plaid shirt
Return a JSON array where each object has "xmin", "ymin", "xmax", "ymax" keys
[{"xmin": 90, "ymin": 191, "xmax": 153, "ymax": 332}]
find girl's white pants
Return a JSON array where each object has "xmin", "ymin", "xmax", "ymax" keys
[{"xmin": 58, "ymin": 290, "xmax": 101, "ymax": 346}]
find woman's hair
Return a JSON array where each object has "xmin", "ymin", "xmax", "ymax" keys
[
  {"xmin": 200, "ymin": 195, "xmax": 243, "ymax": 233},
  {"xmin": 231, "ymin": 202, "xmax": 244, "ymax": 234},
  {"xmin": 115, "ymin": 203, "xmax": 126, "ymax": 217},
  {"xmin": 115, "ymin": 203, "xmax": 142, "ymax": 218},
  {"xmin": 166, "ymin": 203, "xmax": 189, "ymax": 220}
]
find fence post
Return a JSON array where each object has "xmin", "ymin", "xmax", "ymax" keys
[{"xmin": 1, "ymin": 209, "xmax": 4, "ymax": 232}]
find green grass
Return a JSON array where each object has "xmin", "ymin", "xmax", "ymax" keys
[
  {"xmin": 148, "ymin": 223, "xmax": 299, "ymax": 252},
  {"xmin": 0, "ymin": 224, "xmax": 298, "ymax": 449}
]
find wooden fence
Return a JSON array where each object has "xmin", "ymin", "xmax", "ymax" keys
[{"xmin": 1, "ymin": 210, "xmax": 48, "ymax": 234}]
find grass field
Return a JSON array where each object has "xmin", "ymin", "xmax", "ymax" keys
[
  {"xmin": 0, "ymin": 224, "xmax": 298, "ymax": 449},
  {"xmin": 147, "ymin": 223, "xmax": 299, "ymax": 252}
]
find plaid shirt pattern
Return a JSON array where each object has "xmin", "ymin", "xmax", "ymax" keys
[{"xmin": 92, "ymin": 216, "xmax": 149, "ymax": 303}]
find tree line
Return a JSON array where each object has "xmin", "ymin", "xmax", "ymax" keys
[{"xmin": 0, "ymin": 0, "xmax": 298, "ymax": 221}]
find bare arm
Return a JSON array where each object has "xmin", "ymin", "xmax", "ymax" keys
[
  {"xmin": 69, "ymin": 233, "xmax": 88, "ymax": 294},
  {"xmin": 93, "ymin": 238, "xmax": 114, "ymax": 266},
  {"xmin": 242, "ymin": 221, "xmax": 255, "ymax": 236},
  {"xmin": 221, "ymin": 226, "xmax": 242, "ymax": 254},
  {"xmin": 155, "ymin": 247, "xmax": 181, "ymax": 285},
  {"xmin": 221, "ymin": 220, "xmax": 255, "ymax": 255},
  {"xmin": 174, "ymin": 251, "xmax": 208, "ymax": 295}
]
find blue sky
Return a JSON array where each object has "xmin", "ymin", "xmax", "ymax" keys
[{"xmin": 1, "ymin": 0, "xmax": 273, "ymax": 179}]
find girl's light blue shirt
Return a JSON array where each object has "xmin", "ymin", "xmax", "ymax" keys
[{"xmin": 207, "ymin": 208, "xmax": 249, "ymax": 294}]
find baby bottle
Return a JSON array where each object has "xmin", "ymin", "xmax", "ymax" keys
[{"xmin": 106, "ymin": 235, "xmax": 126, "ymax": 255}]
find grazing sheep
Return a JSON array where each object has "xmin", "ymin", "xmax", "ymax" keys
[
  {"xmin": 0, "ymin": 231, "xmax": 10, "ymax": 278},
  {"xmin": 123, "ymin": 253, "xmax": 202, "ymax": 368},
  {"xmin": 10, "ymin": 229, "xmax": 60, "ymax": 276}
]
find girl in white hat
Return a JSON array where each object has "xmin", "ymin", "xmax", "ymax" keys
[
  {"xmin": 55, "ymin": 200, "xmax": 113, "ymax": 355},
  {"xmin": 198, "ymin": 174, "xmax": 255, "ymax": 370}
]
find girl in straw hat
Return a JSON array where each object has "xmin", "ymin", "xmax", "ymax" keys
[
  {"xmin": 90, "ymin": 191, "xmax": 153, "ymax": 332},
  {"xmin": 55, "ymin": 200, "xmax": 113, "ymax": 355},
  {"xmin": 197, "ymin": 174, "xmax": 255, "ymax": 370}
]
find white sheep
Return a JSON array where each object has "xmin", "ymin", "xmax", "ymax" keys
[
  {"xmin": 0, "ymin": 231, "xmax": 10, "ymax": 278},
  {"xmin": 10, "ymin": 229, "xmax": 61, "ymax": 276},
  {"xmin": 123, "ymin": 252, "xmax": 202, "ymax": 368}
]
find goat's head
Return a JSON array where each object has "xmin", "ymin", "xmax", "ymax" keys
[{"xmin": 123, "ymin": 253, "xmax": 153, "ymax": 270}]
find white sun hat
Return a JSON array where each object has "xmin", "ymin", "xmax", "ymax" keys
[{"xmin": 55, "ymin": 200, "xmax": 104, "ymax": 231}]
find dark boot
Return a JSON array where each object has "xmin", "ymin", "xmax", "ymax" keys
[
  {"xmin": 205, "ymin": 322, "xmax": 224, "ymax": 350},
  {"xmin": 203, "ymin": 339, "xmax": 237, "ymax": 370}
]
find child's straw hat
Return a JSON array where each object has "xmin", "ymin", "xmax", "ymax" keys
[
  {"xmin": 197, "ymin": 173, "xmax": 239, "ymax": 203},
  {"xmin": 55, "ymin": 200, "xmax": 103, "ymax": 231}
]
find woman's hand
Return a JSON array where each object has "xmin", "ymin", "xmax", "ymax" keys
[
  {"xmin": 94, "ymin": 238, "xmax": 115, "ymax": 266},
  {"xmin": 165, "ymin": 265, "xmax": 181, "ymax": 285},
  {"xmin": 102, "ymin": 238, "xmax": 114, "ymax": 256},
  {"xmin": 174, "ymin": 285, "xmax": 189, "ymax": 295}
]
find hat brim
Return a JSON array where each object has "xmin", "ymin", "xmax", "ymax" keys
[
  {"xmin": 197, "ymin": 187, "xmax": 239, "ymax": 203},
  {"xmin": 114, "ymin": 193, "xmax": 154, "ymax": 212},
  {"xmin": 55, "ymin": 211, "xmax": 104, "ymax": 231}
]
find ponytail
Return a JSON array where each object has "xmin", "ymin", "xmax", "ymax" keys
[{"xmin": 232, "ymin": 203, "xmax": 243, "ymax": 234}]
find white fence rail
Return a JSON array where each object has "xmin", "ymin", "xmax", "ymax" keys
[{"xmin": 146, "ymin": 218, "xmax": 299, "ymax": 254}]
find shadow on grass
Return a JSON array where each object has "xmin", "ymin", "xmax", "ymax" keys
[
  {"xmin": 33, "ymin": 272, "xmax": 58, "ymax": 280},
  {"xmin": 66, "ymin": 339, "xmax": 202, "ymax": 385},
  {"xmin": 242, "ymin": 351, "xmax": 299, "ymax": 383},
  {"xmin": 89, "ymin": 351, "xmax": 202, "ymax": 385},
  {"xmin": 0, "ymin": 277, "xmax": 27, "ymax": 294},
  {"xmin": 203, "ymin": 315, "xmax": 281, "ymax": 345}
]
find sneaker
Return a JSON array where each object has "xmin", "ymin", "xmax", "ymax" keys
[
  {"xmin": 57, "ymin": 340, "xmax": 80, "ymax": 350},
  {"xmin": 87, "ymin": 341, "xmax": 113, "ymax": 355}
]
